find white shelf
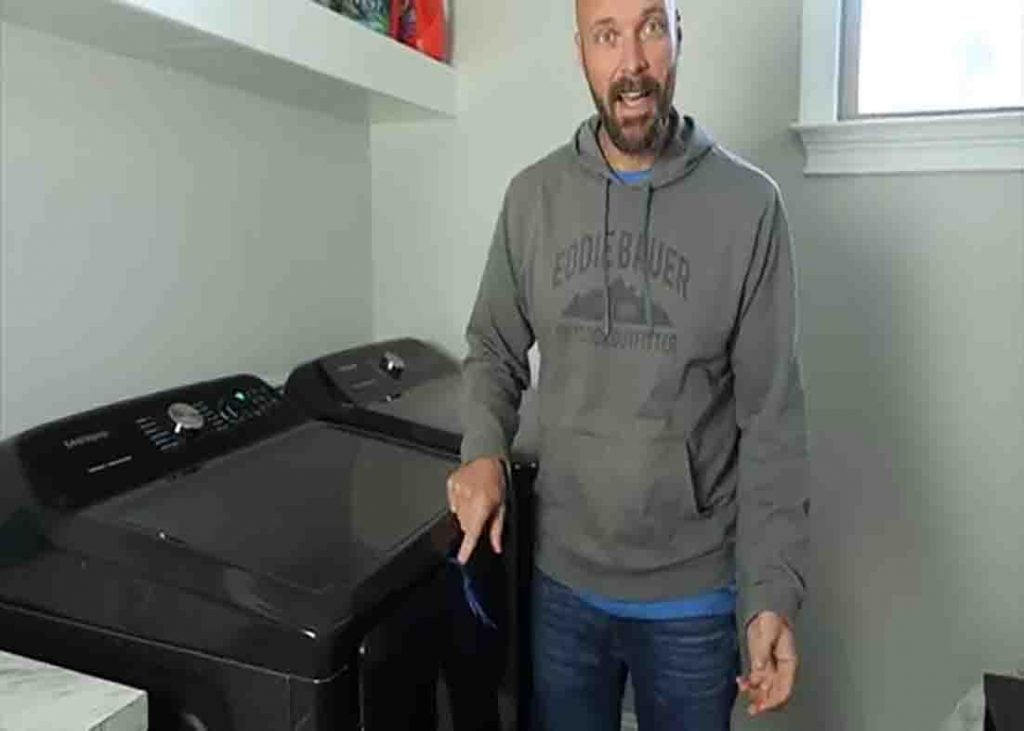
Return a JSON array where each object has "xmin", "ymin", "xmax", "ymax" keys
[{"xmin": 0, "ymin": 0, "xmax": 456, "ymax": 122}]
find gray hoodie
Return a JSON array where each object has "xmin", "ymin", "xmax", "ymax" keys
[{"xmin": 460, "ymin": 110, "xmax": 809, "ymax": 627}]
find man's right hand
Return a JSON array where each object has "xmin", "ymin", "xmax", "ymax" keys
[{"xmin": 446, "ymin": 456, "xmax": 506, "ymax": 565}]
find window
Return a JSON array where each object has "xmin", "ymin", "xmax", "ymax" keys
[
  {"xmin": 794, "ymin": 0, "xmax": 1024, "ymax": 174},
  {"xmin": 841, "ymin": 0, "xmax": 1023, "ymax": 118}
]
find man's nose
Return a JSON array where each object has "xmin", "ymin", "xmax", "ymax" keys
[{"xmin": 619, "ymin": 32, "xmax": 650, "ymax": 75}]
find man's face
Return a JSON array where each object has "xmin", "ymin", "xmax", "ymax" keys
[{"xmin": 576, "ymin": 0, "xmax": 679, "ymax": 155}]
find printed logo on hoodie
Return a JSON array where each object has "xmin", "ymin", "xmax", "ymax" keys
[{"xmin": 552, "ymin": 229, "xmax": 689, "ymax": 354}]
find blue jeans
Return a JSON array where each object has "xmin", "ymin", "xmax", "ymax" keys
[{"xmin": 532, "ymin": 572, "xmax": 740, "ymax": 731}]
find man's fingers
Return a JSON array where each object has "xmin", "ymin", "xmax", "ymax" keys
[
  {"xmin": 748, "ymin": 629, "xmax": 774, "ymax": 674},
  {"xmin": 446, "ymin": 457, "xmax": 506, "ymax": 564},
  {"xmin": 756, "ymin": 621, "xmax": 798, "ymax": 713},
  {"xmin": 758, "ymin": 657, "xmax": 797, "ymax": 713},
  {"xmin": 743, "ymin": 622, "xmax": 799, "ymax": 716},
  {"xmin": 739, "ymin": 675, "xmax": 765, "ymax": 717},
  {"xmin": 776, "ymin": 622, "xmax": 799, "ymax": 664},
  {"xmin": 738, "ymin": 672, "xmax": 768, "ymax": 697},
  {"xmin": 489, "ymin": 503, "xmax": 506, "ymax": 554},
  {"xmin": 747, "ymin": 672, "xmax": 776, "ymax": 715},
  {"xmin": 457, "ymin": 520, "xmax": 482, "ymax": 565},
  {"xmin": 741, "ymin": 613, "xmax": 797, "ymax": 716},
  {"xmin": 446, "ymin": 476, "xmax": 458, "ymax": 513},
  {"xmin": 747, "ymin": 612, "xmax": 788, "ymax": 673}
]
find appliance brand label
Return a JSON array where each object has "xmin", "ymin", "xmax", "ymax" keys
[{"xmin": 63, "ymin": 430, "xmax": 111, "ymax": 450}]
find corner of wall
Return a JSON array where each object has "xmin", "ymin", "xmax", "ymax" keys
[
  {"xmin": 0, "ymin": 21, "xmax": 7, "ymax": 438},
  {"xmin": 366, "ymin": 124, "xmax": 377, "ymax": 343}
]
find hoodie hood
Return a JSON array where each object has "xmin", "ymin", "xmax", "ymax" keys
[
  {"xmin": 572, "ymin": 108, "xmax": 716, "ymax": 189},
  {"xmin": 572, "ymin": 109, "xmax": 717, "ymax": 337}
]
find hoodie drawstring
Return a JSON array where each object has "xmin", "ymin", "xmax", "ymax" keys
[
  {"xmin": 603, "ymin": 180, "xmax": 656, "ymax": 339},
  {"xmin": 642, "ymin": 184, "xmax": 655, "ymax": 334},
  {"xmin": 602, "ymin": 178, "xmax": 613, "ymax": 340}
]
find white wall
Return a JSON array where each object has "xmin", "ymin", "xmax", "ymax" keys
[
  {"xmin": 372, "ymin": 1, "xmax": 1024, "ymax": 729},
  {"xmin": 0, "ymin": 24, "xmax": 5, "ymax": 436},
  {"xmin": 371, "ymin": 0, "xmax": 590, "ymax": 356},
  {"xmin": 0, "ymin": 22, "xmax": 373, "ymax": 436}
]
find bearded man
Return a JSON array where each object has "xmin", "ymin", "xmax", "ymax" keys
[{"xmin": 448, "ymin": 1, "xmax": 811, "ymax": 728}]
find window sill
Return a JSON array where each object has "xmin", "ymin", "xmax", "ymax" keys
[{"xmin": 792, "ymin": 111, "xmax": 1024, "ymax": 176}]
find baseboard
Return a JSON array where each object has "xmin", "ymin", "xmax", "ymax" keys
[{"xmin": 621, "ymin": 711, "xmax": 639, "ymax": 730}]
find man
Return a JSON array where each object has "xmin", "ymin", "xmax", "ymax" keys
[{"xmin": 447, "ymin": 0, "xmax": 809, "ymax": 728}]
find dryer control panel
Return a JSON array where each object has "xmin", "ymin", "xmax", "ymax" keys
[{"xmin": 14, "ymin": 375, "xmax": 305, "ymax": 511}]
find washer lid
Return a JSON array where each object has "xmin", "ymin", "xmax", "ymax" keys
[{"xmin": 88, "ymin": 423, "xmax": 454, "ymax": 597}]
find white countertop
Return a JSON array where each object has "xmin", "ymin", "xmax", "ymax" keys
[{"xmin": 0, "ymin": 650, "xmax": 147, "ymax": 731}]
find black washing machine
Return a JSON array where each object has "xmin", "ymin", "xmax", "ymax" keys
[
  {"xmin": 285, "ymin": 338, "xmax": 539, "ymax": 731},
  {"xmin": 0, "ymin": 374, "xmax": 469, "ymax": 730}
]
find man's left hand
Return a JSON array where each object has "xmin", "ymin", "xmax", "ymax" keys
[{"xmin": 737, "ymin": 611, "xmax": 798, "ymax": 716}]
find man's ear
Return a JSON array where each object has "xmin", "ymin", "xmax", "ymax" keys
[{"xmin": 575, "ymin": 31, "xmax": 583, "ymax": 67}]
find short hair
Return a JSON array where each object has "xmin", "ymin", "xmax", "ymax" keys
[{"xmin": 574, "ymin": 0, "xmax": 682, "ymax": 30}]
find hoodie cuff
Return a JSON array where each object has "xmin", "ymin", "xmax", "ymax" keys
[
  {"xmin": 459, "ymin": 430, "xmax": 509, "ymax": 466},
  {"xmin": 739, "ymin": 581, "xmax": 802, "ymax": 631}
]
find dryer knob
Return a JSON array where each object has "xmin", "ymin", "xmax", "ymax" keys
[
  {"xmin": 380, "ymin": 351, "xmax": 406, "ymax": 379},
  {"xmin": 167, "ymin": 402, "xmax": 205, "ymax": 434}
]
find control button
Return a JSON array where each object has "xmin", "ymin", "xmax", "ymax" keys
[
  {"xmin": 379, "ymin": 351, "xmax": 406, "ymax": 380},
  {"xmin": 167, "ymin": 402, "xmax": 205, "ymax": 435}
]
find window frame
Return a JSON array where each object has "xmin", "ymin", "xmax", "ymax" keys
[{"xmin": 794, "ymin": 0, "xmax": 1024, "ymax": 175}]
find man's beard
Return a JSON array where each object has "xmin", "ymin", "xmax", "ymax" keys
[{"xmin": 587, "ymin": 68, "xmax": 675, "ymax": 155}]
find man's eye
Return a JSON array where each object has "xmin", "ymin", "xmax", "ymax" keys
[
  {"xmin": 594, "ymin": 28, "xmax": 618, "ymax": 46},
  {"xmin": 640, "ymin": 18, "xmax": 668, "ymax": 40}
]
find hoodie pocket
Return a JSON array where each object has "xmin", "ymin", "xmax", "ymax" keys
[
  {"xmin": 537, "ymin": 429, "xmax": 705, "ymax": 552},
  {"xmin": 681, "ymin": 437, "xmax": 705, "ymax": 518}
]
